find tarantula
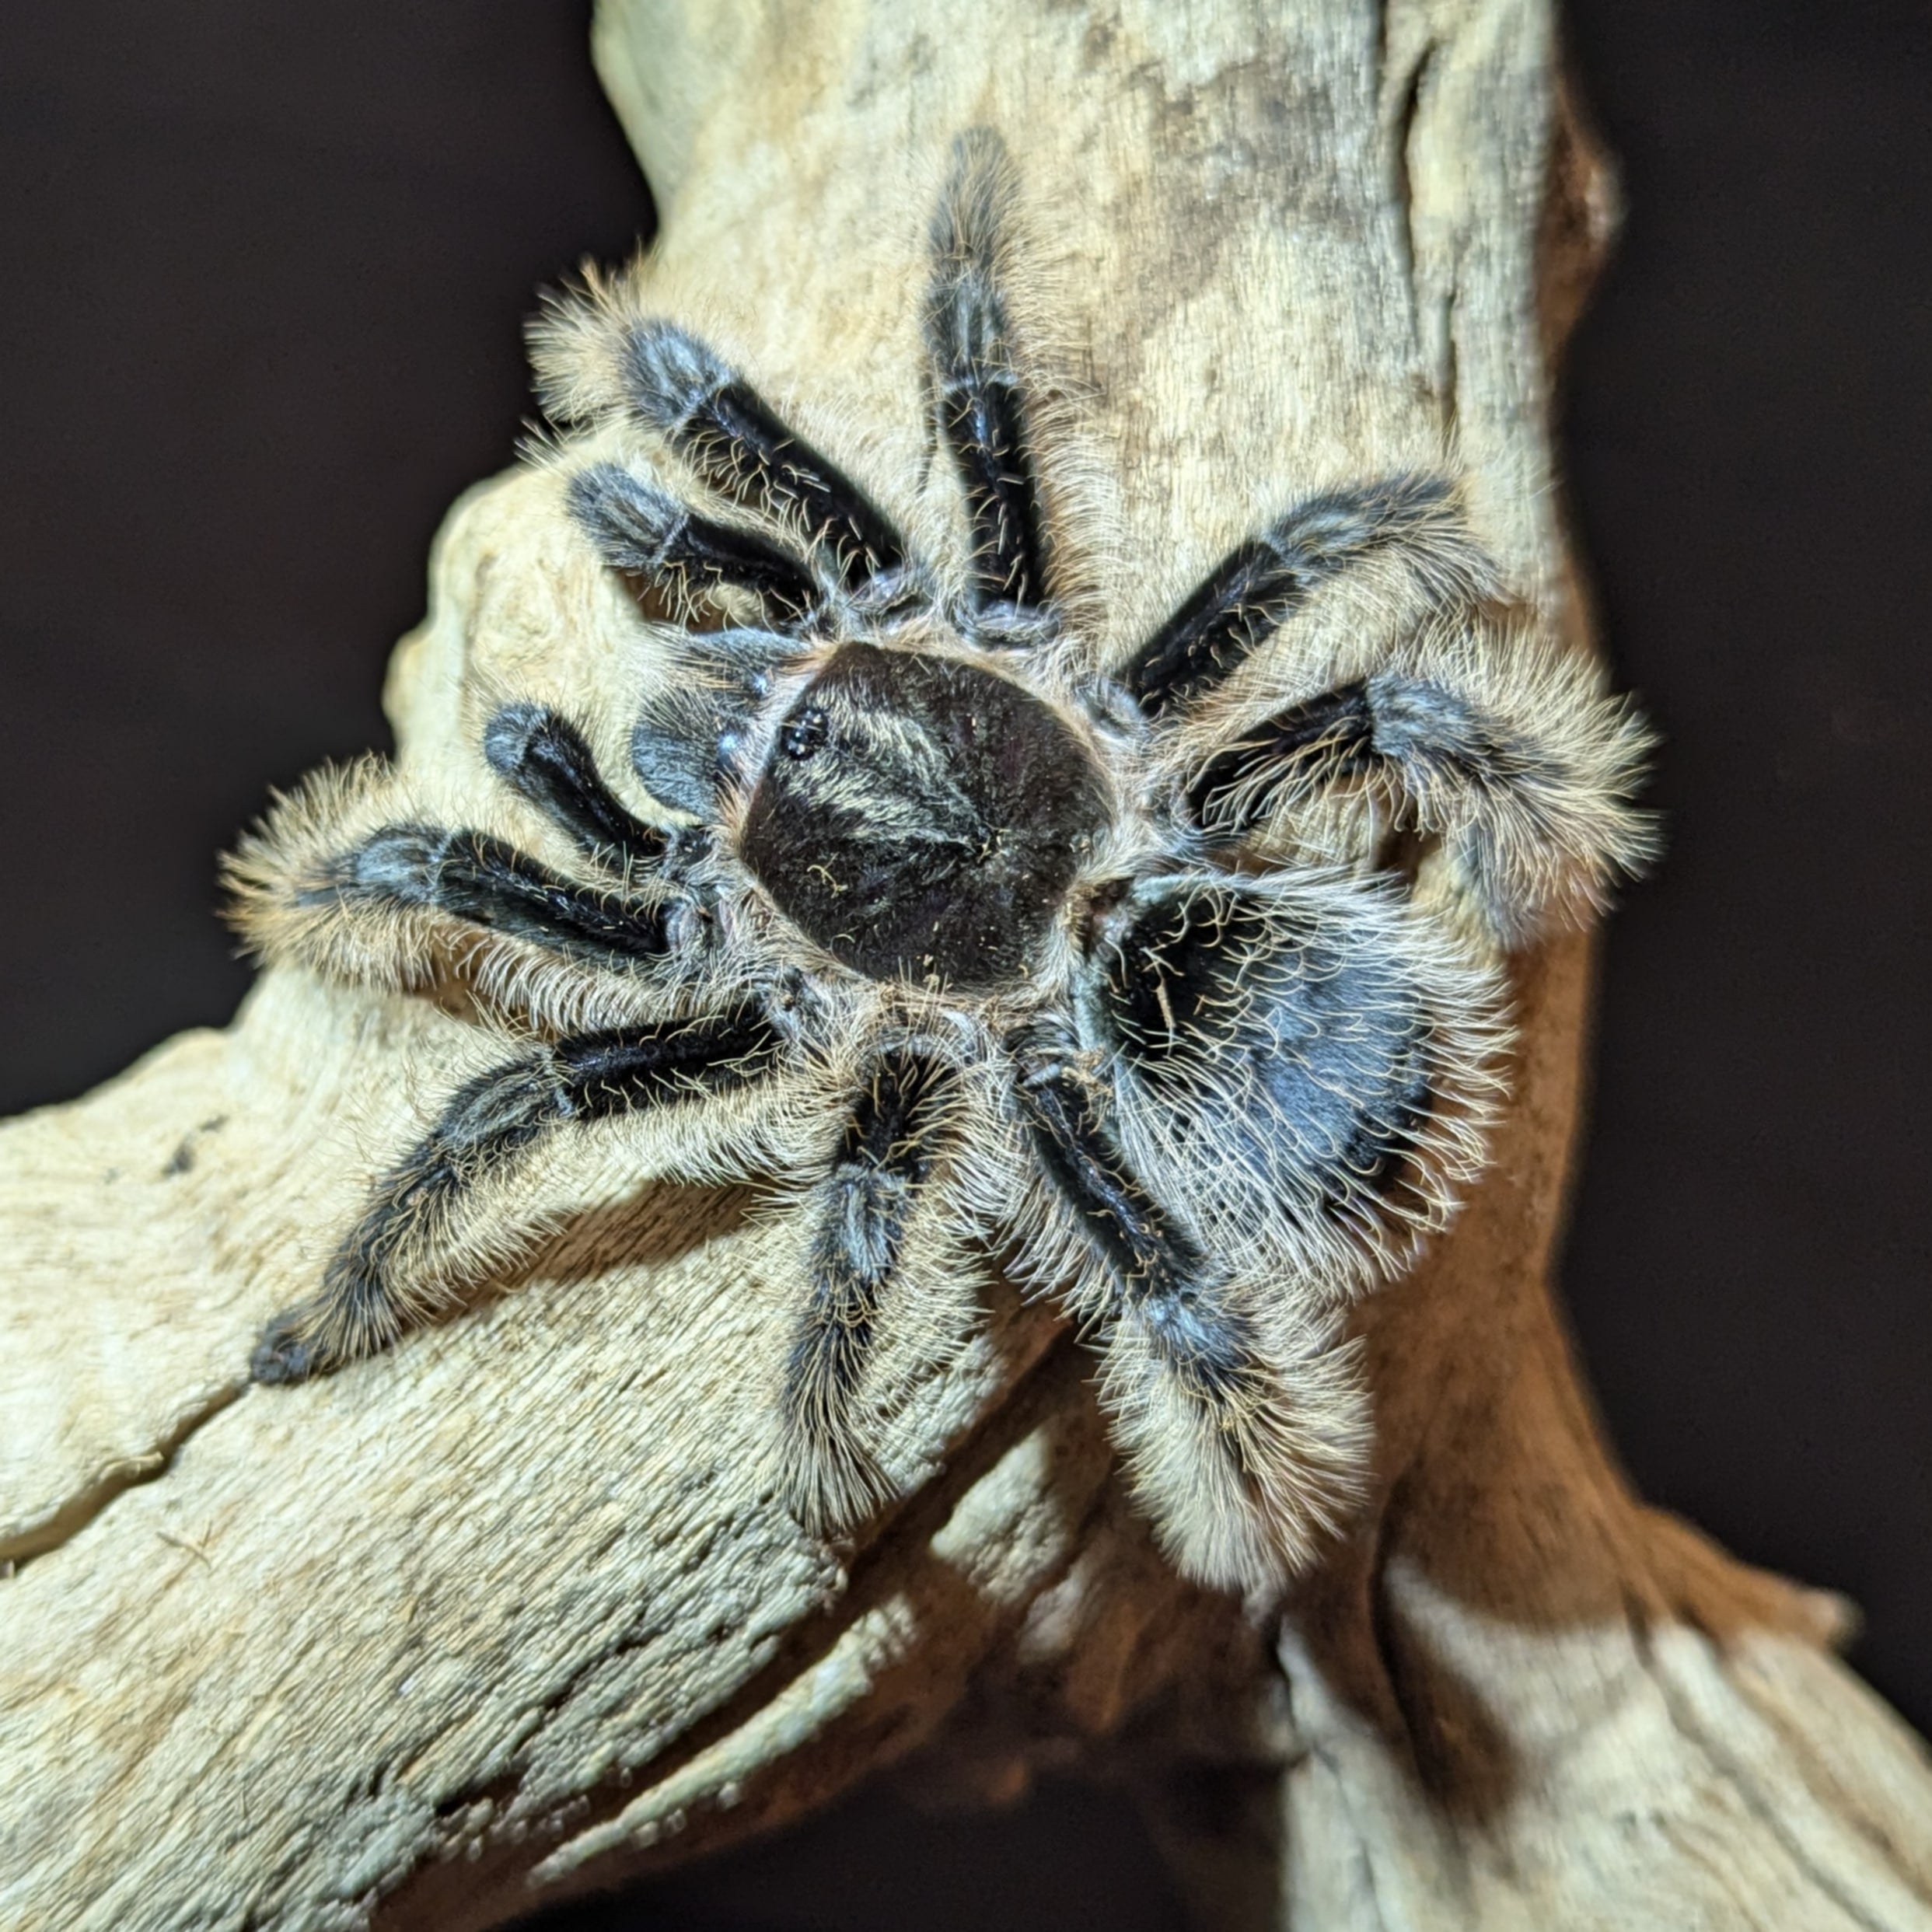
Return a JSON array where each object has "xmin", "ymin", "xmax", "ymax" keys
[{"xmin": 232, "ymin": 132, "xmax": 1651, "ymax": 1591}]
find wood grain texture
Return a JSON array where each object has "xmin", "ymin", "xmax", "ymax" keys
[{"xmin": 5, "ymin": 3, "xmax": 1930, "ymax": 1928}]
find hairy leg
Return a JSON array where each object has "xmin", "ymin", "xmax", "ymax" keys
[
  {"xmin": 614, "ymin": 320, "xmax": 910, "ymax": 599},
  {"xmin": 1010, "ymin": 1023, "xmax": 1370, "ymax": 1587},
  {"xmin": 781, "ymin": 1046, "xmax": 959, "ymax": 1528},
  {"xmin": 627, "ymin": 627, "xmax": 802, "ymax": 820},
  {"xmin": 1123, "ymin": 476, "xmax": 1491, "ymax": 715},
  {"xmin": 316, "ymin": 823, "xmax": 680, "ymax": 971},
  {"xmin": 1183, "ymin": 643, "xmax": 1655, "ymax": 944},
  {"xmin": 482, "ymin": 702, "xmax": 670, "ymax": 873},
  {"xmin": 569, "ymin": 461, "xmax": 821, "ymax": 627},
  {"xmin": 1011, "ymin": 1026, "xmax": 1251, "ymax": 1388},
  {"xmin": 225, "ymin": 750, "xmax": 701, "ymax": 1039},
  {"xmin": 252, "ymin": 1007, "xmax": 784, "ymax": 1383},
  {"xmin": 1085, "ymin": 874, "xmax": 1502, "ymax": 1266},
  {"xmin": 926, "ymin": 130, "xmax": 1051, "ymax": 626},
  {"xmin": 1012, "ymin": 1028, "xmax": 1375, "ymax": 1584}
]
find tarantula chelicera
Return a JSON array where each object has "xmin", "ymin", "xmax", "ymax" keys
[{"xmin": 232, "ymin": 133, "xmax": 1650, "ymax": 1590}]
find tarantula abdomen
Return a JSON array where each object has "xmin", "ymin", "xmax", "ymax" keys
[{"xmin": 1085, "ymin": 874, "xmax": 1504, "ymax": 1282}]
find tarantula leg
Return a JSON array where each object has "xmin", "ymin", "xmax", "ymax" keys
[
  {"xmin": 1123, "ymin": 477, "xmax": 1491, "ymax": 715},
  {"xmin": 615, "ymin": 322, "xmax": 912, "ymax": 600},
  {"xmin": 251, "ymin": 1007, "xmax": 783, "ymax": 1384},
  {"xmin": 1010, "ymin": 1039, "xmax": 1273, "ymax": 1449},
  {"xmin": 1185, "ymin": 661, "xmax": 1655, "ymax": 943},
  {"xmin": 1011, "ymin": 1026, "xmax": 1369, "ymax": 1588},
  {"xmin": 1184, "ymin": 681, "xmax": 1378, "ymax": 826},
  {"xmin": 927, "ymin": 131, "xmax": 1050, "ymax": 624},
  {"xmin": 483, "ymin": 702, "xmax": 670, "ymax": 873},
  {"xmin": 781, "ymin": 1046, "xmax": 959, "ymax": 1529},
  {"xmin": 322, "ymin": 823, "xmax": 680, "ymax": 971},
  {"xmin": 1011, "ymin": 1038, "xmax": 1240, "ymax": 1363},
  {"xmin": 569, "ymin": 462, "xmax": 820, "ymax": 627}
]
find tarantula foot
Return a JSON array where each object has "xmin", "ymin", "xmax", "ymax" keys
[
  {"xmin": 778, "ymin": 1437, "xmax": 889, "ymax": 1540},
  {"xmin": 250, "ymin": 1309, "xmax": 330, "ymax": 1385}
]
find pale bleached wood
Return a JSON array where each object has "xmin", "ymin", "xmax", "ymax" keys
[{"xmin": 5, "ymin": 5, "xmax": 1931, "ymax": 1930}]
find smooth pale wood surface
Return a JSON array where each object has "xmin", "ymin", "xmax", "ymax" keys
[{"xmin": 5, "ymin": 4, "xmax": 1931, "ymax": 1929}]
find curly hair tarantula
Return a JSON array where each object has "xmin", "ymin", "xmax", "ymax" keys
[{"xmin": 231, "ymin": 132, "xmax": 1651, "ymax": 1591}]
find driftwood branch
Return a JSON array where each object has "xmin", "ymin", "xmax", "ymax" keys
[{"xmin": 6, "ymin": 4, "xmax": 1932, "ymax": 1929}]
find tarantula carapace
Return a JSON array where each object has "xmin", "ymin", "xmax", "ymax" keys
[{"xmin": 232, "ymin": 132, "xmax": 1651, "ymax": 1591}]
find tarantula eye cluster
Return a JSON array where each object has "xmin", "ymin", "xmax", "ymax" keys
[{"xmin": 227, "ymin": 130, "xmax": 1651, "ymax": 1591}]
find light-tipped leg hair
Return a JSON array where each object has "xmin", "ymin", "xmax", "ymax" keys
[
  {"xmin": 1009, "ymin": 1025, "xmax": 1366, "ymax": 1588},
  {"xmin": 613, "ymin": 321, "xmax": 912, "ymax": 601},
  {"xmin": 926, "ymin": 131, "xmax": 1052, "ymax": 626},
  {"xmin": 568, "ymin": 461, "xmax": 823, "ymax": 628},
  {"xmin": 482, "ymin": 702, "xmax": 672, "ymax": 875},
  {"xmin": 780, "ymin": 1046, "xmax": 960, "ymax": 1529},
  {"xmin": 1123, "ymin": 477, "xmax": 1495, "ymax": 715},
  {"xmin": 1183, "ymin": 634, "xmax": 1657, "ymax": 944},
  {"xmin": 227, "ymin": 748, "xmax": 699, "ymax": 1032},
  {"xmin": 252, "ymin": 1007, "xmax": 784, "ymax": 1384},
  {"xmin": 299, "ymin": 822, "xmax": 680, "ymax": 973}
]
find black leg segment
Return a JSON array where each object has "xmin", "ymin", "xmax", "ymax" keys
[
  {"xmin": 252, "ymin": 1007, "xmax": 784, "ymax": 1382},
  {"xmin": 484, "ymin": 703, "xmax": 671, "ymax": 872},
  {"xmin": 782, "ymin": 1048, "xmax": 959, "ymax": 1519},
  {"xmin": 1182, "ymin": 656, "xmax": 1654, "ymax": 945},
  {"xmin": 1183, "ymin": 679, "xmax": 1379, "ymax": 832},
  {"xmin": 617, "ymin": 323, "xmax": 911, "ymax": 599},
  {"xmin": 927, "ymin": 133, "xmax": 1050, "ymax": 624},
  {"xmin": 1124, "ymin": 475, "xmax": 1480, "ymax": 716},
  {"xmin": 321, "ymin": 823, "xmax": 677, "ymax": 971},
  {"xmin": 1185, "ymin": 669, "xmax": 1531, "ymax": 840},
  {"xmin": 1009, "ymin": 1028, "xmax": 1257, "ymax": 1405},
  {"xmin": 569, "ymin": 462, "xmax": 819, "ymax": 626}
]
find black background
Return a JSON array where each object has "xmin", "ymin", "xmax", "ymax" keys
[{"xmin": 2, "ymin": 5, "xmax": 1926, "ymax": 1927}]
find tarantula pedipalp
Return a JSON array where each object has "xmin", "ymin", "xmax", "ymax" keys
[{"xmin": 230, "ymin": 131, "xmax": 1651, "ymax": 1592}]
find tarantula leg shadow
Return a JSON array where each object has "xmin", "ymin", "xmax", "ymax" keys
[
  {"xmin": 252, "ymin": 1009, "xmax": 784, "ymax": 1384},
  {"xmin": 781, "ymin": 1046, "xmax": 961, "ymax": 1525}
]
